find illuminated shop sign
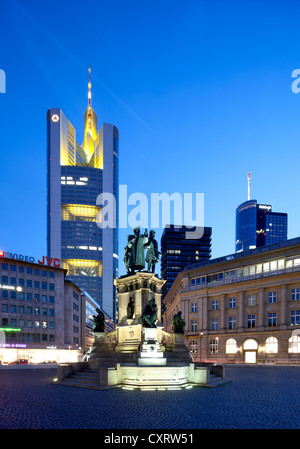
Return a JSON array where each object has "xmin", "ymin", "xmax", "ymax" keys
[
  {"xmin": 0, "ymin": 284, "xmax": 22, "ymax": 292},
  {"xmin": 38, "ymin": 256, "xmax": 61, "ymax": 268},
  {"xmin": 0, "ymin": 251, "xmax": 60, "ymax": 268},
  {"xmin": 0, "ymin": 327, "xmax": 21, "ymax": 332},
  {"xmin": 0, "ymin": 343, "xmax": 26, "ymax": 348},
  {"xmin": 0, "ymin": 251, "xmax": 35, "ymax": 262}
]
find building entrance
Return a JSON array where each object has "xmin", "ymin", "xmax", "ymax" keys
[
  {"xmin": 243, "ymin": 339, "xmax": 258, "ymax": 364},
  {"xmin": 244, "ymin": 351, "xmax": 256, "ymax": 363}
]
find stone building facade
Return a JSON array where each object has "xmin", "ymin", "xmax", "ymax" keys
[{"xmin": 163, "ymin": 238, "xmax": 300, "ymax": 364}]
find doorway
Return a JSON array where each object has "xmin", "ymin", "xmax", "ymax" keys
[
  {"xmin": 243, "ymin": 339, "xmax": 258, "ymax": 364},
  {"xmin": 244, "ymin": 351, "xmax": 256, "ymax": 364}
]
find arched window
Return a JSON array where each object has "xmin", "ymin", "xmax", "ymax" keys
[
  {"xmin": 266, "ymin": 337, "xmax": 278, "ymax": 354},
  {"xmin": 226, "ymin": 338, "xmax": 237, "ymax": 354},
  {"xmin": 243, "ymin": 339, "xmax": 258, "ymax": 350},
  {"xmin": 288, "ymin": 335, "xmax": 300, "ymax": 353}
]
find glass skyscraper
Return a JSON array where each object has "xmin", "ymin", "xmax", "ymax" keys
[
  {"xmin": 47, "ymin": 70, "xmax": 119, "ymax": 320},
  {"xmin": 160, "ymin": 225, "xmax": 212, "ymax": 307},
  {"xmin": 235, "ymin": 200, "xmax": 287, "ymax": 253}
]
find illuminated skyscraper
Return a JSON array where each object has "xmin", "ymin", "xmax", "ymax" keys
[
  {"xmin": 235, "ymin": 200, "xmax": 288, "ymax": 253},
  {"xmin": 47, "ymin": 68, "xmax": 119, "ymax": 320}
]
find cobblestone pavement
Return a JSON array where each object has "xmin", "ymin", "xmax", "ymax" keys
[{"xmin": 0, "ymin": 365, "xmax": 299, "ymax": 430}]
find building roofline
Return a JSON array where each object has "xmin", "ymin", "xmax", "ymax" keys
[{"xmin": 184, "ymin": 236, "xmax": 300, "ymax": 272}]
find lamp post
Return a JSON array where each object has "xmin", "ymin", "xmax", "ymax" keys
[{"xmin": 199, "ymin": 332, "xmax": 203, "ymax": 363}]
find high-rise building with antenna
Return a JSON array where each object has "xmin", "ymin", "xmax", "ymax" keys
[
  {"xmin": 235, "ymin": 174, "xmax": 287, "ymax": 252},
  {"xmin": 47, "ymin": 68, "xmax": 119, "ymax": 320}
]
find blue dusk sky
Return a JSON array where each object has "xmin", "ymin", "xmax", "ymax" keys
[{"xmin": 0, "ymin": 0, "xmax": 300, "ymax": 277}]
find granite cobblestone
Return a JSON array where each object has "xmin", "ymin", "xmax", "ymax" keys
[{"xmin": 0, "ymin": 365, "xmax": 299, "ymax": 429}]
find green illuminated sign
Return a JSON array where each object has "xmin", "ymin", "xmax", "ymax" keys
[{"xmin": 0, "ymin": 327, "xmax": 21, "ymax": 332}]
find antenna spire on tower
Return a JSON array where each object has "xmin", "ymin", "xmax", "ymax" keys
[
  {"xmin": 88, "ymin": 66, "xmax": 92, "ymax": 106},
  {"xmin": 248, "ymin": 172, "xmax": 251, "ymax": 201}
]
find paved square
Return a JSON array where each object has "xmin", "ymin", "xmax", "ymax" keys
[{"xmin": 0, "ymin": 365, "xmax": 299, "ymax": 429}]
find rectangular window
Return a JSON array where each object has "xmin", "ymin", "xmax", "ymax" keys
[
  {"xmin": 248, "ymin": 295, "xmax": 256, "ymax": 306},
  {"xmin": 212, "ymin": 300, "xmax": 218, "ymax": 310},
  {"xmin": 26, "ymin": 280, "xmax": 32, "ymax": 288},
  {"xmin": 292, "ymin": 289, "xmax": 300, "ymax": 301},
  {"xmin": 191, "ymin": 320, "xmax": 198, "ymax": 332},
  {"xmin": 10, "ymin": 277, "xmax": 16, "ymax": 285},
  {"xmin": 27, "ymin": 293, "xmax": 32, "ymax": 302},
  {"xmin": 229, "ymin": 297, "xmax": 236, "ymax": 308},
  {"xmin": 268, "ymin": 312, "xmax": 277, "ymax": 327},
  {"xmin": 269, "ymin": 292, "xmax": 277, "ymax": 304},
  {"xmin": 49, "ymin": 283, "xmax": 55, "ymax": 291},
  {"xmin": 191, "ymin": 302, "xmax": 197, "ymax": 313},
  {"xmin": 34, "ymin": 269, "xmax": 40, "ymax": 276},
  {"xmin": 229, "ymin": 317, "xmax": 236, "ymax": 329},
  {"xmin": 291, "ymin": 310, "xmax": 300, "ymax": 326},
  {"xmin": 212, "ymin": 319, "xmax": 218, "ymax": 331},
  {"xmin": 18, "ymin": 278, "xmax": 24, "ymax": 287},
  {"xmin": 247, "ymin": 314, "xmax": 256, "ymax": 328},
  {"xmin": 34, "ymin": 281, "xmax": 40, "ymax": 289}
]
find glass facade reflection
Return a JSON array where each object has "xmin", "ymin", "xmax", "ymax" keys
[
  {"xmin": 236, "ymin": 200, "xmax": 287, "ymax": 253},
  {"xmin": 47, "ymin": 77, "xmax": 119, "ymax": 320}
]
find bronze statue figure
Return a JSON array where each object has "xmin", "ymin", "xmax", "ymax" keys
[
  {"xmin": 145, "ymin": 230, "xmax": 161, "ymax": 273},
  {"xmin": 123, "ymin": 227, "xmax": 149, "ymax": 273},
  {"xmin": 141, "ymin": 298, "xmax": 157, "ymax": 328},
  {"xmin": 92, "ymin": 308, "xmax": 105, "ymax": 332},
  {"xmin": 127, "ymin": 296, "xmax": 135, "ymax": 319},
  {"xmin": 172, "ymin": 311, "xmax": 186, "ymax": 333}
]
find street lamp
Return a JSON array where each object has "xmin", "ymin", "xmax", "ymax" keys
[{"xmin": 199, "ymin": 332, "xmax": 203, "ymax": 363}]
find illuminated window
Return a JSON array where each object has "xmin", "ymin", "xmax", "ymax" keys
[
  {"xmin": 266, "ymin": 337, "xmax": 278, "ymax": 353},
  {"xmin": 61, "ymin": 204, "xmax": 102, "ymax": 222},
  {"xmin": 190, "ymin": 340, "xmax": 198, "ymax": 354},
  {"xmin": 209, "ymin": 339, "xmax": 218, "ymax": 354},
  {"xmin": 226, "ymin": 338, "xmax": 237, "ymax": 354},
  {"xmin": 288, "ymin": 335, "xmax": 300, "ymax": 353},
  {"xmin": 62, "ymin": 259, "xmax": 103, "ymax": 277}
]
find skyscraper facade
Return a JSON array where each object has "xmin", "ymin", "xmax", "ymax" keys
[
  {"xmin": 47, "ymin": 70, "xmax": 119, "ymax": 320},
  {"xmin": 235, "ymin": 200, "xmax": 287, "ymax": 253},
  {"xmin": 160, "ymin": 225, "xmax": 212, "ymax": 305}
]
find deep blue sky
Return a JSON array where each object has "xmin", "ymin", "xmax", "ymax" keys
[{"xmin": 1, "ymin": 0, "xmax": 300, "ymax": 276}]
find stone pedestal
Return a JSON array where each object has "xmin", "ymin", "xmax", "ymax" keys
[
  {"xmin": 116, "ymin": 271, "xmax": 165, "ymax": 326},
  {"xmin": 138, "ymin": 328, "xmax": 166, "ymax": 366}
]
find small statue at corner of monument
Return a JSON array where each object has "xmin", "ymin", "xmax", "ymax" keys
[
  {"xmin": 92, "ymin": 308, "xmax": 105, "ymax": 333},
  {"xmin": 172, "ymin": 311, "xmax": 186, "ymax": 334},
  {"xmin": 127, "ymin": 296, "xmax": 135, "ymax": 319},
  {"xmin": 145, "ymin": 230, "xmax": 161, "ymax": 273},
  {"xmin": 141, "ymin": 297, "xmax": 157, "ymax": 328},
  {"xmin": 123, "ymin": 226, "xmax": 149, "ymax": 274}
]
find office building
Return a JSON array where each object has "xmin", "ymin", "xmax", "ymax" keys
[
  {"xmin": 160, "ymin": 225, "xmax": 212, "ymax": 305},
  {"xmin": 235, "ymin": 200, "xmax": 288, "ymax": 253},
  {"xmin": 0, "ymin": 253, "xmax": 81, "ymax": 364},
  {"xmin": 163, "ymin": 237, "xmax": 300, "ymax": 365},
  {"xmin": 0, "ymin": 252, "xmax": 115, "ymax": 364},
  {"xmin": 47, "ymin": 68, "xmax": 119, "ymax": 320}
]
